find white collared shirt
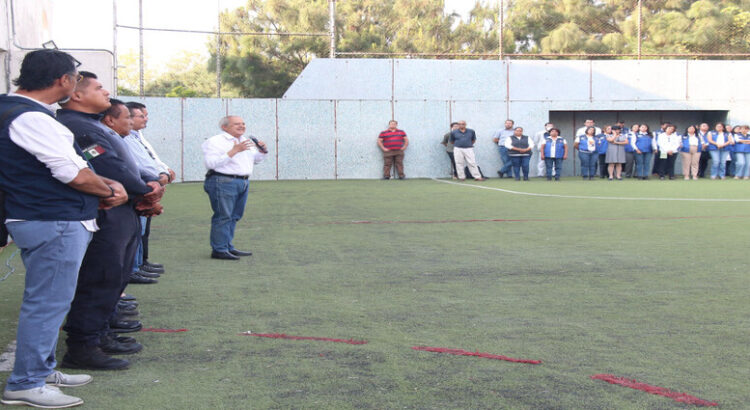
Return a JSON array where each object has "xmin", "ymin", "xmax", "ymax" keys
[
  {"xmin": 201, "ymin": 132, "xmax": 266, "ymax": 176},
  {"xmin": 7, "ymin": 93, "xmax": 89, "ymax": 183},
  {"xmin": 656, "ymin": 133, "xmax": 681, "ymax": 152},
  {"xmin": 5, "ymin": 93, "xmax": 97, "ymax": 231}
]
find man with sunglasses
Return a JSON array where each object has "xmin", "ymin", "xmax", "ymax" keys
[{"xmin": 0, "ymin": 50, "xmax": 127, "ymax": 408}]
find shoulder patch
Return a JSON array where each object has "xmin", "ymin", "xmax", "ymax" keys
[{"xmin": 82, "ymin": 144, "xmax": 106, "ymax": 160}]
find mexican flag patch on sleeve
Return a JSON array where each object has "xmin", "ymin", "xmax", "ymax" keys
[{"xmin": 82, "ymin": 144, "xmax": 105, "ymax": 160}]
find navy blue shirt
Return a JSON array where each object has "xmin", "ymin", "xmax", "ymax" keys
[
  {"xmin": 449, "ymin": 128, "xmax": 477, "ymax": 148},
  {"xmin": 56, "ymin": 109, "xmax": 154, "ymax": 196}
]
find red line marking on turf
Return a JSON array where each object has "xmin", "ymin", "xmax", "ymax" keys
[
  {"xmin": 141, "ymin": 328, "xmax": 189, "ymax": 333},
  {"xmin": 591, "ymin": 374, "xmax": 718, "ymax": 407},
  {"xmin": 319, "ymin": 215, "xmax": 750, "ymax": 226},
  {"xmin": 240, "ymin": 332, "xmax": 367, "ymax": 345},
  {"xmin": 411, "ymin": 346, "xmax": 541, "ymax": 364}
]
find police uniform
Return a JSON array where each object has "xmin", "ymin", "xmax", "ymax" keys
[{"xmin": 56, "ymin": 109, "xmax": 156, "ymax": 366}]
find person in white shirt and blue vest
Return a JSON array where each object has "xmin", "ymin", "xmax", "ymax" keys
[
  {"xmin": 202, "ymin": 116, "xmax": 267, "ymax": 260},
  {"xmin": 0, "ymin": 50, "xmax": 127, "ymax": 409},
  {"xmin": 539, "ymin": 128, "xmax": 567, "ymax": 181}
]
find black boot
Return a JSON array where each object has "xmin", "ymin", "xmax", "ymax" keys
[
  {"xmin": 62, "ymin": 344, "xmax": 130, "ymax": 370},
  {"xmin": 100, "ymin": 334, "xmax": 143, "ymax": 355}
]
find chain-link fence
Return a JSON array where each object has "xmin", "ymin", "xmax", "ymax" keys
[{"xmin": 115, "ymin": 0, "xmax": 750, "ymax": 97}]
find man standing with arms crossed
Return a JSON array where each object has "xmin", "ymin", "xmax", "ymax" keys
[
  {"xmin": 377, "ymin": 120, "xmax": 409, "ymax": 180},
  {"xmin": 0, "ymin": 50, "xmax": 126, "ymax": 408}
]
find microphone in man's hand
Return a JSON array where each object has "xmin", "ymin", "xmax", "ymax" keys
[{"xmin": 250, "ymin": 137, "xmax": 268, "ymax": 154}]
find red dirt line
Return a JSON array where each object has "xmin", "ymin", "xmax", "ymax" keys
[
  {"xmin": 319, "ymin": 215, "xmax": 749, "ymax": 226},
  {"xmin": 411, "ymin": 346, "xmax": 542, "ymax": 364},
  {"xmin": 591, "ymin": 374, "xmax": 718, "ymax": 407},
  {"xmin": 241, "ymin": 332, "xmax": 368, "ymax": 345},
  {"xmin": 141, "ymin": 327, "xmax": 189, "ymax": 333}
]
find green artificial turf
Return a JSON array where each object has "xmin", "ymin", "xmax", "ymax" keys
[{"xmin": 2, "ymin": 178, "xmax": 750, "ymax": 409}]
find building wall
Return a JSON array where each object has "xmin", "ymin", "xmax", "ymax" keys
[
  {"xmin": 124, "ymin": 58, "xmax": 750, "ymax": 182},
  {"xmin": 0, "ymin": 0, "xmax": 113, "ymax": 94}
]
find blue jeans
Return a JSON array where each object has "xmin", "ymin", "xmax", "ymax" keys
[
  {"xmin": 204, "ymin": 175, "xmax": 249, "ymax": 252},
  {"xmin": 510, "ymin": 155, "xmax": 530, "ymax": 179},
  {"xmin": 544, "ymin": 157, "xmax": 563, "ymax": 180},
  {"xmin": 709, "ymin": 149, "xmax": 729, "ymax": 178},
  {"xmin": 132, "ymin": 216, "xmax": 147, "ymax": 273},
  {"xmin": 498, "ymin": 146, "xmax": 513, "ymax": 177},
  {"xmin": 5, "ymin": 221, "xmax": 92, "ymax": 391},
  {"xmin": 635, "ymin": 151, "xmax": 653, "ymax": 177},
  {"xmin": 735, "ymin": 152, "xmax": 750, "ymax": 177},
  {"xmin": 578, "ymin": 152, "xmax": 598, "ymax": 178}
]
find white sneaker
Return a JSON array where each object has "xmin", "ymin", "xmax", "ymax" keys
[
  {"xmin": 45, "ymin": 371, "xmax": 92, "ymax": 388},
  {"xmin": 1, "ymin": 385, "xmax": 83, "ymax": 408}
]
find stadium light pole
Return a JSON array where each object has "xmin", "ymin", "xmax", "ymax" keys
[{"xmin": 329, "ymin": 0, "xmax": 336, "ymax": 58}]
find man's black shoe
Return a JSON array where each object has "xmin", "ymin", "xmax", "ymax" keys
[
  {"xmin": 129, "ymin": 273, "xmax": 158, "ymax": 284},
  {"xmin": 62, "ymin": 346, "xmax": 129, "ymax": 371},
  {"xmin": 143, "ymin": 260, "xmax": 164, "ymax": 269},
  {"xmin": 497, "ymin": 171, "xmax": 504, "ymax": 178},
  {"xmin": 110, "ymin": 319, "xmax": 143, "ymax": 333},
  {"xmin": 229, "ymin": 249, "xmax": 252, "ymax": 257},
  {"xmin": 134, "ymin": 269, "xmax": 160, "ymax": 279},
  {"xmin": 118, "ymin": 300, "xmax": 138, "ymax": 310},
  {"xmin": 111, "ymin": 333, "xmax": 137, "ymax": 344},
  {"xmin": 117, "ymin": 308, "xmax": 139, "ymax": 317},
  {"xmin": 120, "ymin": 293, "xmax": 137, "ymax": 302},
  {"xmin": 398, "ymin": 176, "xmax": 406, "ymax": 180},
  {"xmin": 211, "ymin": 251, "xmax": 240, "ymax": 260},
  {"xmin": 140, "ymin": 264, "xmax": 165, "ymax": 274},
  {"xmin": 100, "ymin": 335, "xmax": 143, "ymax": 355}
]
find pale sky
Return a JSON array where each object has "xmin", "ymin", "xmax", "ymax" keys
[{"xmin": 50, "ymin": 0, "xmax": 477, "ymax": 71}]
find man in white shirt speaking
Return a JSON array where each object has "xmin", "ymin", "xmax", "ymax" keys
[{"xmin": 202, "ymin": 116, "xmax": 267, "ymax": 260}]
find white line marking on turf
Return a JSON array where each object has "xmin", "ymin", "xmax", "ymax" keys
[{"xmin": 431, "ymin": 178, "xmax": 750, "ymax": 202}]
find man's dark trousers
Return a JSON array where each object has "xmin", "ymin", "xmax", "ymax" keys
[{"xmin": 64, "ymin": 204, "xmax": 140, "ymax": 347}]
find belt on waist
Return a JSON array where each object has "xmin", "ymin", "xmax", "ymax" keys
[{"xmin": 206, "ymin": 170, "xmax": 249, "ymax": 180}]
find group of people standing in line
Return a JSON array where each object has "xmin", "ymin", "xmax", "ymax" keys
[
  {"xmin": 0, "ymin": 50, "xmax": 177, "ymax": 408},
  {"xmin": 438, "ymin": 118, "xmax": 750, "ymax": 182},
  {"xmin": 1, "ymin": 49, "xmax": 268, "ymax": 409}
]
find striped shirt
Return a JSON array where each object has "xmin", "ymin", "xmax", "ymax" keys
[{"xmin": 378, "ymin": 129, "xmax": 407, "ymax": 150}]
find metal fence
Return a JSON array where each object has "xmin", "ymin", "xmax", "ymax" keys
[{"xmin": 114, "ymin": 0, "xmax": 750, "ymax": 97}]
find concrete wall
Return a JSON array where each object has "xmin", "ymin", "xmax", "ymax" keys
[{"xmin": 126, "ymin": 59, "xmax": 750, "ymax": 181}]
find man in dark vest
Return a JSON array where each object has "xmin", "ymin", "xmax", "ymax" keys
[
  {"xmin": 0, "ymin": 50, "xmax": 127, "ymax": 408},
  {"xmin": 57, "ymin": 72, "xmax": 165, "ymax": 371}
]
